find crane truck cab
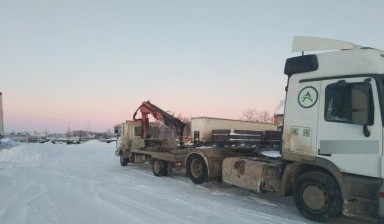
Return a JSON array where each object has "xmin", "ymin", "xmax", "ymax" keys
[
  {"xmin": 115, "ymin": 120, "xmax": 180, "ymax": 164},
  {"xmin": 185, "ymin": 36, "xmax": 384, "ymax": 222},
  {"xmin": 114, "ymin": 121, "xmax": 172, "ymax": 165}
]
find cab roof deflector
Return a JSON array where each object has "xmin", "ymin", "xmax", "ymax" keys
[{"xmin": 292, "ymin": 36, "xmax": 362, "ymax": 53}]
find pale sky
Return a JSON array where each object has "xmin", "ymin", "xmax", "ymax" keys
[{"xmin": 1, "ymin": 0, "xmax": 383, "ymax": 133}]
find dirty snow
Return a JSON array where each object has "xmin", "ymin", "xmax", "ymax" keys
[
  {"xmin": 260, "ymin": 150, "xmax": 281, "ymax": 158},
  {"xmin": 0, "ymin": 141, "xmax": 364, "ymax": 224}
]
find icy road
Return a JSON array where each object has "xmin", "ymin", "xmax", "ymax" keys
[{"xmin": 0, "ymin": 141, "xmax": 365, "ymax": 224}]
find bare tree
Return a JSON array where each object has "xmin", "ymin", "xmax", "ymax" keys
[
  {"xmin": 241, "ymin": 109, "xmax": 258, "ymax": 122},
  {"xmin": 258, "ymin": 110, "xmax": 272, "ymax": 123},
  {"xmin": 241, "ymin": 109, "xmax": 272, "ymax": 123},
  {"xmin": 176, "ymin": 114, "xmax": 191, "ymax": 136}
]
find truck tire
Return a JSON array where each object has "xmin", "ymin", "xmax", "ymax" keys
[
  {"xmin": 293, "ymin": 171, "xmax": 342, "ymax": 222},
  {"xmin": 165, "ymin": 162, "xmax": 172, "ymax": 176},
  {"xmin": 186, "ymin": 154, "xmax": 208, "ymax": 184},
  {"xmin": 153, "ymin": 160, "xmax": 167, "ymax": 176},
  {"xmin": 120, "ymin": 155, "xmax": 129, "ymax": 166}
]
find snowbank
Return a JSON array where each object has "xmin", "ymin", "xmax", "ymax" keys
[{"xmin": 0, "ymin": 138, "xmax": 18, "ymax": 150}]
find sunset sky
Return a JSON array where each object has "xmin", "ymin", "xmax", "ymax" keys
[{"xmin": 1, "ymin": 0, "xmax": 383, "ymax": 133}]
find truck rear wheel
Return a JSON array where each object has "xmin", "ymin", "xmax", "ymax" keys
[
  {"xmin": 186, "ymin": 154, "xmax": 208, "ymax": 184},
  {"xmin": 120, "ymin": 155, "xmax": 129, "ymax": 166},
  {"xmin": 293, "ymin": 171, "xmax": 342, "ymax": 222},
  {"xmin": 153, "ymin": 160, "xmax": 167, "ymax": 176}
]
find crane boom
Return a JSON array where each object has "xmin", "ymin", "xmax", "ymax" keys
[{"xmin": 133, "ymin": 101, "xmax": 185, "ymax": 145}]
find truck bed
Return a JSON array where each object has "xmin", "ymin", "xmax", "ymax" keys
[{"xmin": 131, "ymin": 147, "xmax": 194, "ymax": 163}]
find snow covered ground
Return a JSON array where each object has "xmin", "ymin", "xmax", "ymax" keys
[{"xmin": 0, "ymin": 141, "xmax": 365, "ymax": 224}]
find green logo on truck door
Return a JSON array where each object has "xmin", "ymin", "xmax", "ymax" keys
[{"xmin": 298, "ymin": 86, "xmax": 318, "ymax": 108}]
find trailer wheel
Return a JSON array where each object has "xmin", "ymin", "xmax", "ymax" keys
[
  {"xmin": 293, "ymin": 171, "xmax": 342, "ymax": 222},
  {"xmin": 165, "ymin": 162, "xmax": 172, "ymax": 176},
  {"xmin": 153, "ymin": 160, "xmax": 167, "ymax": 176},
  {"xmin": 186, "ymin": 154, "xmax": 208, "ymax": 184},
  {"xmin": 120, "ymin": 155, "xmax": 129, "ymax": 166}
]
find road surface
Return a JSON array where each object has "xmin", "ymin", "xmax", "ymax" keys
[{"xmin": 0, "ymin": 140, "xmax": 367, "ymax": 224}]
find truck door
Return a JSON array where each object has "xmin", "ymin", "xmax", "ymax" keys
[{"xmin": 317, "ymin": 77, "xmax": 383, "ymax": 178}]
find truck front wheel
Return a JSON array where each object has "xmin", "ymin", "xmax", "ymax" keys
[
  {"xmin": 293, "ymin": 171, "xmax": 342, "ymax": 222},
  {"xmin": 186, "ymin": 154, "xmax": 208, "ymax": 184},
  {"xmin": 120, "ymin": 155, "xmax": 129, "ymax": 166}
]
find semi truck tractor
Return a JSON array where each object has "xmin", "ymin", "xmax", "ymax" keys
[{"xmin": 185, "ymin": 36, "xmax": 384, "ymax": 222}]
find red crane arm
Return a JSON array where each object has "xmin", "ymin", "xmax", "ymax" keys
[{"xmin": 133, "ymin": 101, "xmax": 185, "ymax": 142}]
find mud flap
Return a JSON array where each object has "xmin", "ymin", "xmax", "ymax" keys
[
  {"xmin": 115, "ymin": 146, "xmax": 122, "ymax": 156},
  {"xmin": 222, "ymin": 158, "xmax": 281, "ymax": 192},
  {"xmin": 115, "ymin": 148, "xmax": 120, "ymax": 156}
]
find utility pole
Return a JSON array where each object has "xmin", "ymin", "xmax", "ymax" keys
[{"xmin": 0, "ymin": 92, "xmax": 4, "ymax": 138}]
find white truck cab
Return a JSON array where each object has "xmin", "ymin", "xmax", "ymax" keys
[{"xmin": 283, "ymin": 36, "xmax": 384, "ymax": 221}]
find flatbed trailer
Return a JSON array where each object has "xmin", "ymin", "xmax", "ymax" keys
[
  {"xmin": 128, "ymin": 147, "xmax": 195, "ymax": 176},
  {"xmin": 130, "ymin": 144, "xmax": 275, "ymax": 179},
  {"xmin": 185, "ymin": 146, "xmax": 280, "ymax": 185}
]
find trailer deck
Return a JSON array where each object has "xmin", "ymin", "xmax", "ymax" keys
[{"xmin": 131, "ymin": 147, "xmax": 194, "ymax": 164}]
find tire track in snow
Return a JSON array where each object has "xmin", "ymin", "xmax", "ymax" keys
[
  {"xmin": 91, "ymin": 182, "xmax": 196, "ymax": 224},
  {"xmin": 0, "ymin": 180, "xmax": 47, "ymax": 224},
  {"xmin": 91, "ymin": 165, "xmax": 310, "ymax": 224}
]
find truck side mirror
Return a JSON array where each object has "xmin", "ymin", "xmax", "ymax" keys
[
  {"xmin": 114, "ymin": 126, "xmax": 120, "ymax": 137},
  {"xmin": 351, "ymin": 86, "xmax": 370, "ymax": 125},
  {"xmin": 351, "ymin": 83, "xmax": 372, "ymax": 137}
]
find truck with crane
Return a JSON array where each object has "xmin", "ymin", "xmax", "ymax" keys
[
  {"xmin": 114, "ymin": 101, "xmax": 192, "ymax": 176},
  {"xmin": 184, "ymin": 36, "xmax": 384, "ymax": 223},
  {"xmin": 115, "ymin": 37, "xmax": 384, "ymax": 223}
]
